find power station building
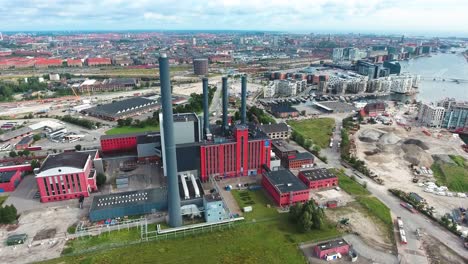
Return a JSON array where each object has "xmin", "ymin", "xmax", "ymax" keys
[{"xmin": 35, "ymin": 151, "xmax": 100, "ymax": 203}]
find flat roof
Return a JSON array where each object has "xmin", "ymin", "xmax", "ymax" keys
[
  {"xmin": 90, "ymin": 188, "xmax": 167, "ymax": 211},
  {"xmin": 271, "ymin": 140, "xmax": 296, "ymax": 153},
  {"xmin": 39, "ymin": 151, "xmax": 93, "ymax": 172},
  {"xmin": 259, "ymin": 123, "xmax": 289, "ymax": 134},
  {"xmin": 300, "ymin": 168, "xmax": 336, "ymax": 181},
  {"xmin": 290, "ymin": 152, "xmax": 314, "ymax": 161},
  {"xmin": 0, "ymin": 171, "xmax": 17, "ymax": 183},
  {"xmin": 264, "ymin": 169, "xmax": 308, "ymax": 194},
  {"xmin": 17, "ymin": 135, "xmax": 33, "ymax": 145},
  {"xmin": 0, "ymin": 127, "xmax": 33, "ymax": 142},
  {"xmin": 84, "ymin": 97, "xmax": 157, "ymax": 117},
  {"xmin": 316, "ymin": 239, "xmax": 348, "ymax": 251},
  {"xmin": 270, "ymin": 104, "xmax": 298, "ymax": 113},
  {"xmin": 100, "ymin": 131, "xmax": 157, "ymax": 141}
]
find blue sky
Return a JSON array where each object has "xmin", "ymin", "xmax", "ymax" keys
[{"xmin": 1, "ymin": 0, "xmax": 467, "ymax": 36}]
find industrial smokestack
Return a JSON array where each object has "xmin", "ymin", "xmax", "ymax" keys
[
  {"xmin": 202, "ymin": 77, "xmax": 210, "ymax": 137},
  {"xmin": 241, "ymin": 75, "xmax": 247, "ymax": 124},
  {"xmin": 222, "ymin": 76, "xmax": 229, "ymax": 133},
  {"xmin": 159, "ymin": 54, "xmax": 182, "ymax": 227}
]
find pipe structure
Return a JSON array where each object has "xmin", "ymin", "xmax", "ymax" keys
[
  {"xmin": 159, "ymin": 54, "xmax": 182, "ymax": 227},
  {"xmin": 190, "ymin": 174, "xmax": 200, "ymax": 198},
  {"xmin": 180, "ymin": 174, "xmax": 190, "ymax": 200},
  {"xmin": 241, "ymin": 75, "xmax": 247, "ymax": 124},
  {"xmin": 202, "ymin": 77, "xmax": 210, "ymax": 137},
  {"xmin": 222, "ymin": 76, "xmax": 229, "ymax": 133}
]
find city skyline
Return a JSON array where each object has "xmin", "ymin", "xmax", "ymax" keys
[{"xmin": 1, "ymin": 0, "xmax": 467, "ymax": 37}]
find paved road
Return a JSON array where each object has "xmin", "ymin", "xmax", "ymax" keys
[
  {"xmin": 320, "ymin": 116, "xmax": 468, "ymax": 262},
  {"xmin": 343, "ymin": 234, "xmax": 398, "ymax": 264},
  {"xmin": 209, "ymin": 81, "xmax": 222, "ymax": 122}
]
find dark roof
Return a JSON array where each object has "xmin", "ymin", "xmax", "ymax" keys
[
  {"xmin": 173, "ymin": 113, "xmax": 199, "ymax": 123},
  {"xmin": 259, "ymin": 123, "xmax": 289, "ymax": 134},
  {"xmin": 271, "ymin": 140, "xmax": 296, "ymax": 153},
  {"xmin": 17, "ymin": 135, "xmax": 33, "ymax": 145},
  {"xmin": 409, "ymin": 192, "xmax": 425, "ymax": 203},
  {"xmin": 0, "ymin": 171, "xmax": 17, "ymax": 183},
  {"xmin": 204, "ymin": 193, "xmax": 222, "ymax": 202},
  {"xmin": 316, "ymin": 239, "xmax": 348, "ymax": 251},
  {"xmin": 263, "ymin": 169, "xmax": 308, "ymax": 194},
  {"xmin": 90, "ymin": 188, "xmax": 167, "ymax": 211},
  {"xmin": 290, "ymin": 152, "xmax": 315, "ymax": 161},
  {"xmin": 84, "ymin": 97, "xmax": 157, "ymax": 117},
  {"xmin": 136, "ymin": 133, "xmax": 161, "ymax": 144},
  {"xmin": 105, "ymin": 78, "xmax": 137, "ymax": 86},
  {"xmin": 176, "ymin": 143, "xmax": 201, "ymax": 172},
  {"xmin": 39, "ymin": 151, "xmax": 91, "ymax": 172},
  {"xmin": 270, "ymin": 105, "xmax": 298, "ymax": 113},
  {"xmin": 300, "ymin": 168, "xmax": 336, "ymax": 181}
]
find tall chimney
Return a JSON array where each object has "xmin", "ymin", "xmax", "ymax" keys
[
  {"xmin": 222, "ymin": 76, "xmax": 229, "ymax": 133},
  {"xmin": 159, "ymin": 54, "xmax": 182, "ymax": 227},
  {"xmin": 202, "ymin": 77, "xmax": 210, "ymax": 137},
  {"xmin": 241, "ymin": 75, "xmax": 247, "ymax": 124}
]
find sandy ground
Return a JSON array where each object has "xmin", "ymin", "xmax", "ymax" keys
[
  {"xmin": 421, "ymin": 234, "xmax": 467, "ymax": 264},
  {"xmin": 354, "ymin": 123, "xmax": 468, "ymax": 217},
  {"xmin": 326, "ymin": 202, "xmax": 394, "ymax": 252},
  {"xmin": 172, "ymin": 76, "xmax": 264, "ymax": 96},
  {"xmin": 0, "ymin": 207, "xmax": 82, "ymax": 264}
]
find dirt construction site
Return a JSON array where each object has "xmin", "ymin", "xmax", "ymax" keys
[
  {"xmin": 354, "ymin": 123, "xmax": 468, "ymax": 217},
  {"xmin": 0, "ymin": 207, "xmax": 82, "ymax": 264}
]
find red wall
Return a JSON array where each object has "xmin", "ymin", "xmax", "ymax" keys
[
  {"xmin": 298, "ymin": 173, "xmax": 338, "ymax": 189},
  {"xmin": 0, "ymin": 170, "xmax": 22, "ymax": 192},
  {"xmin": 261, "ymin": 173, "xmax": 309, "ymax": 207},
  {"xmin": 200, "ymin": 127, "xmax": 271, "ymax": 181},
  {"xmin": 100, "ymin": 135, "xmax": 137, "ymax": 153}
]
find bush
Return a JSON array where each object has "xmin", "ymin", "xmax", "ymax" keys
[
  {"xmin": 0, "ymin": 204, "xmax": 18, "ymax": 224},
  {"xmin": 75, "ymin": 144, "xmax": 82, "ymax": 151},
  {"xmin": 96, "ymin": 173, "xmax": 106, "ymax": 187}
]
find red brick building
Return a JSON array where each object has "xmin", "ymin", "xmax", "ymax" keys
[
  {"xmin": 200, "ymin": 126, "xmax": 271, "ymax": 181},
  {"xmin": 86, "ymin": 58, "xmax": 112, "ymax": 66},
  {"xmin": 34, "ymin": 58, "xmax": 63, "ymax": 68},
  {"xmin": 287, "ymin": 152, "xmax": 314, "ymax": 169},
  {"xmin": 363, "ymin": 102, "xmax": 386, "ymax": 117},
  {"xmin": 67, "ymin": 59, "xmax": 83, "ymax": 67},
  {"xmin": 100, "ymin": 133, "xmax": 139, "ymax": 154},
  {"xmin": 261, "ymin": 166, "xmax": 309, "ymax": 207},
  {"xmin": 298, "ymin": 168, "xmax": 338, "ymax": 189},
  {"xmin": 314, "ymin": 239, "xmax": 350, "ymax": 259},
  {"xmin": 15, "ymin": 136, "xmax": 34, "ymax": 150},
  {"xmin": 0, "ymin": 164, "xmax": 32, "ymax": 192},
  {"xmin": 35, "ymin": 151, "xmax": 99, "ymax": 203}
]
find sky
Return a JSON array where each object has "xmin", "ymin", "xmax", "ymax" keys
[{"xmin": 1, "ymin": 0, "xmax": 467, "ymax": 36}]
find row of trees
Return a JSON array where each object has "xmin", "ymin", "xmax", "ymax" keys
[
  {"xmin": 173, "ymin": 86, "xmax": 216, "ymax": 114},
  {"xmin": 9, "ymin": 150, "xmax": 32, "ymax": 158},
  {"xmin": 0, "ymin": 205, "xmax": 17, "ymax": 224},
  {"xmin": 340, "ymin": 116, "xmax": 371, "ymax": 176},
  {"xmin": 247, "ymin": 106, "xmax": 276, "ymax": 124},
  {"xmin": 59, "ymin": 115, "xmax": 101, "ymax": 130},
  {"xmin": 289, "ymin": 200, "xmax": 325, "ymax": 232}
]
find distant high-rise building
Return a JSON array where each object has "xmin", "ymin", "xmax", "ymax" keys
[
  {"xmin": 193, "ymin": 58, "xmax": 208, "ymax": 75},
  {"xmin": 273, "ymin": 36, "xmax": 279, "ymax": 46},
  {"xmin": 0, "ymin": 32, "xmax": 3, "ymax": 41},
  {"xmin": 192, "ymin": 37, "xmax": 197, "ymax": 46},
  {"xmin": 332, "ymin": 48, "xmax": 344, "ymax": 62}
]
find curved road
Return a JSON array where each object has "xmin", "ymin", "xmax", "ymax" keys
[{"xmin": 321, "ymin": 116, "xmax": 468, "ymax": 263}]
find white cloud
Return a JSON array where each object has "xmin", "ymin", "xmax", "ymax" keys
[{"xmin": 0, "ymin": 0, "xmax": 466, "ymax": 36}]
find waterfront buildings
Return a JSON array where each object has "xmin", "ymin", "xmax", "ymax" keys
[{"xmin": 417, "ymin": 103, "xmax": 445, "ymax": 127}]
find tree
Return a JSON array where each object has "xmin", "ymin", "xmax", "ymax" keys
[
  {"xmin": 75, "ymin": 144, "xmax": 82, "ymax": 151},
  {"xmin": 33, "ymin": 134, "xmax": 41, "ymax": 142},
  {"xmin": 117, "ymin": 119, "xmax": 125, "ymax": 127},
  {"xmin": 22, "ymin": 150, "xmax": 30, "ymax": 157},
  {"xmin": 299, "ymin": 211, "xmax": 312, "ymax": 232},
  {"xmin": 0, "ymin": 204, "xmax": 18, "ymax": 224},
  {"xmin": 96, "ymin": 173, "xmax": 106, "ymax": 187},
  {"xmin": 30, "ymin": 159, "xmax": 40, "ymax": 169},
  {"xmin": 289, "ymin": 203, "xmax": 303, "ymax": 221},
  {"xmin": 9, "ymin": 151, "xmax": 17, "ymax": 158},
  {"xmin": 304, "ymin": 140, "xmax": 312, "ymax": 150},
  {"xmin": 124, "ymin": 117, "xmax": 133, "ymax": 126}
]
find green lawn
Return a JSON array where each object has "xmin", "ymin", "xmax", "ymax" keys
[
  {"xmin": 287, "ymin": 118, "xmax": 335, "ymax": 148},
  {"xmin": 333, "ymin": 169, "xmax": 370, "ymax": 196},
  {"xmin": 355, "ymin": 196, "xmax": 392, "ymax": 226},
  {"xmin": 231, "ymin": 190, "xmax": 278, "ymax": 221},
  {"xmin": 42, "ymin": 191, "xmax": 340, "ymax": 264},
  {"xmin": 105, "ymin": 125, "xmax": 159, "ymax": 135},
  {"xmin": 0, "ymin": 195, "xmax": 8, "ymax": 206},
  {"xmin": 432, "ymin": 161, "xmax": 468, "ymax": 192}
]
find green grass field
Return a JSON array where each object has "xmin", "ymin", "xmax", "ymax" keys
[
  {"xmin": 333, "ymin": 170, "xmax": 370, "ymax": 196},
  {"xmin": 42, "ymin": 190, "xmax": 340, "ymax": 264},
  {"xmin": 105, "ymin": 125, "xmax": 159, "ymax": 135},
  {"xmin": 432, "ymin": 155, "xmax": 468, "ymax": 192},
  {"xmin": 231, "ymin": 190, "xmax": 279, "ymax": 221},
  {"xmin": 0, "ymin": 196, "xmax": 8, "ymax": 206},
  {"xmin": 287, "ymin": 118, "xmax": 335, "ymax": 148}
]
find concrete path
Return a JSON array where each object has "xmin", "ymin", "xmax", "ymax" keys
[{"xmin": 343, "ymin": 234, "xmax": 398, "ymax": 264}]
